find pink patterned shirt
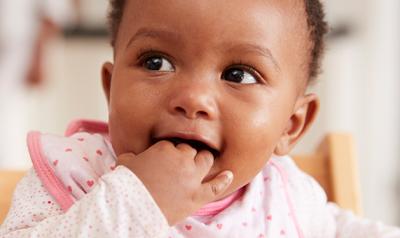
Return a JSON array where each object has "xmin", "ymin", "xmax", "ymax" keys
[{"xmin": 1, "ymin": 120, "xmax": 399, "ymax": 238}]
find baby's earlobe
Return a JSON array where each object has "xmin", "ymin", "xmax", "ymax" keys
[{"xmin": 273, "ymin": 138, "xmax": 290, "ymax": 156}]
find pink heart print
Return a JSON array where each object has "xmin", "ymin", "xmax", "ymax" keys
[
  {"xmin": 87, "ymin": 180, "xmax": 94, "ymax": 187},
  {"xmin": 96, "ymin": 149, "xmax": 103, "ymax": 156},
  {"xmin": 185, "ymin": 225, "xmax": 192, "ymax": 231}
]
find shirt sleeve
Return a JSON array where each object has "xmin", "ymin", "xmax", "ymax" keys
[
  {"xmin": 328, "ymin": 203, "xmax": 400, "ymax": 238},
  {"xmin": 0, "ymin": 166, "xmax": 169, "ymax": 238}
]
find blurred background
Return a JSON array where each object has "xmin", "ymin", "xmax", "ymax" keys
[{"xmin": 0, "ymin": 0, "xmax": 399, "ymax": 226}]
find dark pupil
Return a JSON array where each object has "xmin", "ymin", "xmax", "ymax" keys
[
  {"xmin": 224, "ymin": 68, "xmax": 244, "ymax": 83},
  {"xmin": 144, "ymin": 57, "xmax": 163, "ymax": 70}
]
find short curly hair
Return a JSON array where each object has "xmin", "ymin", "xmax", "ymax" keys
[{"xmin": 107, "ymin": 0, "xmax": 328, "ymax": 83}]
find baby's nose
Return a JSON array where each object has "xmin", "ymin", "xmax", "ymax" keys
[{"xmin": 167, "ymin": 81, "xmax": 218, "ymax": 120}]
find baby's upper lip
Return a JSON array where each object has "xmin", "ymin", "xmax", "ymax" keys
[{"xmin": 153, "ymin": 131, "xmax": 220, "ymax": 152}]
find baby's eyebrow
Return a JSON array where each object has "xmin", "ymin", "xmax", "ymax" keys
[
  {"xmin": 126, "ymin": 27, "xmax": 183, "ymax": 50},
  {"xmin": 125, "ymin": 27, "xmax": 280, "ymax": 72},
  {"xmin": 223, "ymin": 42, "xmax": 281, "ymax": 72}
]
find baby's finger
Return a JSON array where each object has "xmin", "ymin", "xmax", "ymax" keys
[
  {"xmin": 198, "ymin": 170, "xmax": 233, "ymax": 203},
  {"xmin": 176, "ymin": 143, "xmax": 197, "ymax": 158},
  {"xmin": 194, "ymin": 150, "xmax": 214, "ymax": 178}
]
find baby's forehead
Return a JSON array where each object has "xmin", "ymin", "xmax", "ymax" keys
[
  {"xmin": 116, "ymin": 0, "xmax": 310, "ymax": 85},
  {"xmin": 120, "ymin": 0, "xmax": 308, "ymax": 38},
  {"xmin": 120, "ymin": 1, "xmax": 309, "ymax": 47}
]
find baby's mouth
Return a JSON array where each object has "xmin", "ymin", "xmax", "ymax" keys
[{"xmin": 151, "ymin": 137, "xmax": 220, "ymax": 159}]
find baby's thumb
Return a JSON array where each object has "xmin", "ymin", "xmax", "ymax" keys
[{"xmin": 200, "ymin": 171, "xmax": 233, "ymax": 202}]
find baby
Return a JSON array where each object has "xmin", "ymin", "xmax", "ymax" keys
[{"xmin": 1, "ymin": 0, "xmax": 400, "ymax": 237}]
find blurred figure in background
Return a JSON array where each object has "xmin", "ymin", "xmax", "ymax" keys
[{"xmin": 0, "ymin": 0, "xmax": 75, "ymax": 168}]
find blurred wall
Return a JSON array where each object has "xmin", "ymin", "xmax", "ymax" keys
[
  {"xmin": 0, "ymin": 1, "xmax": 110, "ymax": 169},
  {"xmin": 0, "ymin": 36, "xmax": 110, "ymax": 169},
  {"xmin": 296, "ymin": 0, "xmax": 400, "ymax": 225},
  {"xmin": 1, "ymin": 0, "xmax": 399, "ymax": 226}
]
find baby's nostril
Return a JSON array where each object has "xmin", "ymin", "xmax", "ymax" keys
[
  {"xmin": 174, "ymin": 106, "xmax": 209, "ymax": 119},
  {"xmin": 175, "ymin": 106, "xmax": 186, "ymax": 114},
  {"xmin": 196, "ymin": 111, "xmax": 208, "ymax": 118}
]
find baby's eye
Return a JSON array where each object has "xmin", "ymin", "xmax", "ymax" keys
[
  {"xmin": 142, "ymin": 56, "xmax": 174, "ymax": 72},
  {"xmin": 222, "ymin": 67, "xmax": 258, "ymax": 84}
]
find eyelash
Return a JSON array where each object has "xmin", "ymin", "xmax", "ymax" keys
[
  {"xmin": 135, "ymin": 48, "xmax": 263, "ymax": 83},
  {"xmin": 225, "ymin": 60, "xmax": 263, "ymax": 83},
  {"xmin": 136, "ymin": 48, "xmax": 174, "ymax": 67}
]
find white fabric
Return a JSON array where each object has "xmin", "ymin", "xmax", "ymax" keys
[
  {"xmin": 0, "ymin": 167, "xmax": 169, "ymax": 238},
  {"xmin": 1, "ymin": 132, "xmax": 400, "ymax": 237}
]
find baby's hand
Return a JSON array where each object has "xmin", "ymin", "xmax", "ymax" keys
[{"xmin": 117, "ymin": 141, "xmax": 233, "ymax": 225}]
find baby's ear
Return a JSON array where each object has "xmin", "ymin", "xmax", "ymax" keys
[
  {"xmin": 274, "ymin": 93, "xmax": 319, "ymax": 156},
  {"xmin": 101, "ymin": 62, "xmax": 114, "ymax": 104}
]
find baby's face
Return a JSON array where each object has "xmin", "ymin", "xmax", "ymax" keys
[{"xmin": 102, "ymin": 0, "xmax": 318, "ymax": 200}]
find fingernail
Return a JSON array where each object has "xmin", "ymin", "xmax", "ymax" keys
[{"xmin": 224, "ymin": 171, "xmax": 233, "ymax": 182}]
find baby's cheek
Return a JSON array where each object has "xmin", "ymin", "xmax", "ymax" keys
[{"xmin": 219, "ymin": 149, "xmax": 266, "ymax": 186}]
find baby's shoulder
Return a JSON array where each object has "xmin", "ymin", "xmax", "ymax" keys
[
  {"xmin": 268, "ymin": 155, "xmax": 326, "ymax": 200},
  {"xmin": 267, "ymin": 156, "xmax": 337, "ymax": 237}
]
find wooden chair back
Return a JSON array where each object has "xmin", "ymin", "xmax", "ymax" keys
[
  {"xmin": 292, "ymin": 133, "xmax": 362, "ymax": 215},
  {"xmin": 0, "ymin": 170, "xmax": 26, "ymax": 224}
]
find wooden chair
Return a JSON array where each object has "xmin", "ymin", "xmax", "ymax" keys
[
  {"xmin": 292, "ymin": 133, "xmax": 362, "ymax": 215},
  {"xmin": 0, "ymin": 133, "xmax": 362, "ymax": 224},
  {"xmin": 0, "ymin": 170, "xmax": 26, "ymax": 224}
]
